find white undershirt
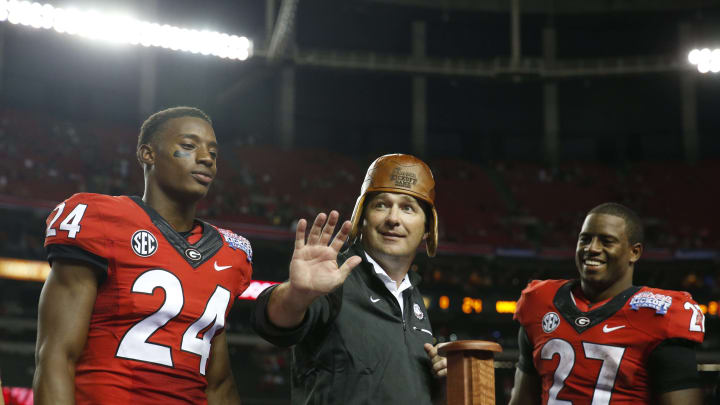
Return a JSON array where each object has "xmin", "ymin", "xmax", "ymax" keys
[{"xmin": 364, "ymin": 252, "xmax": 413, "ymax": 315}]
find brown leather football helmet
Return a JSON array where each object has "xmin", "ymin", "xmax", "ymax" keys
[{"xmin": 349, "ymin": 153, "xmax": 438, "ymax": 257}]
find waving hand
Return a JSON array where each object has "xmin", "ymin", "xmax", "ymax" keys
[
  {"xmin": 289, "ymin": 211, "xmax": 362, "ymax": 299},
  {"xmin": 264, "ymin": 211, "xmax": 362, "ymax": 329}
]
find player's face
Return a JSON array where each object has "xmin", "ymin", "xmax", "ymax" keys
[
  {"xmin": 575, "ymin": 213, "xmax": 641, "ymax": 293},
  {"xmin": 151, "ymin": 116, "xmax": 218, "ymax": 200},
  {"xmin": 361, "ymin": 192, "xmax": 428, "ymax": 260}
]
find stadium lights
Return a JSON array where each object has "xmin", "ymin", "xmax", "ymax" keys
[
  {"xmin": 0, "ymin": 0, "xmax": 253, "ymax": 60},
  {"xmin": 688, "ymin": 48, "xmax": 720, "ymax": 73}
]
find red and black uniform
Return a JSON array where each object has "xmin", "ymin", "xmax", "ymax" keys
[
  {"xmin": 514, "ymin": 279, "xmax": 705, "ymax": 405},
  {"xmin": 44, "ymin": 193, "xmax": 252, "ymax": 405}
]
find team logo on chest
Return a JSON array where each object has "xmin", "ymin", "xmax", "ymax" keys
[
  {"xmin": 131, "ymin": 230, "xmax": 158, "ymax": 257},
  {"xmin": 542, "ymin": 312, "xmax": 560, "ymax": 333},
  {"xmin": 184, "ymin": 248, "xmax": 202, "ymax": 261},
  {"xmin": 575, "ymin": 316, "xmax": 591, "ymax": 327},
  {"xmin": 629, "ymin": 291, "xmax": 672, "ymax": 315},
  {"xmin": 413, "ymin": 303, "xmax": 424, "ymax": 320}
]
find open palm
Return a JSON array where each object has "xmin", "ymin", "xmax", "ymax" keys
[{"xmin": 289, "ymin": 211, "xmax": 361, "ymax": 298}]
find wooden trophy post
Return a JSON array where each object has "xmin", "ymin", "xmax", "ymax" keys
[{"xmin": 438, "ymin": 340, "xmax": 503, "ymax": 405}]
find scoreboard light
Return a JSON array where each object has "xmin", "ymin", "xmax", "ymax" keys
[
  {"xmin": 236, "ymin": 280, "xmax": 280, "ymax": 300},
  {"xmin": 495, "ymin": 300, "xmax": 517, "ymax": 314},
  {"xmin": 0, "ymin": 0, "xmax": 253, "ymax": 60},
  {"xmin": 0, "ymin": 257, "xmax": 50, "ymax": 281},
  {"xmin": 699, "ymin": 304, "xmax": 708, "ymax": 315},
  {"xmin": 462, "ymin": 297, "xmax": 483, "ymax": 314},
  {"xmin": 438, "ymin": 295, "xmax": 450, "ymax": 310},
  {"xmin": 708, "ymin": 301, "xmax": 718, "ymax": 316}
]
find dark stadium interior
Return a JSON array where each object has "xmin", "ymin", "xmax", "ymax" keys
[{"xmin": 1, "ymin": 0, "xmax": 720, "ymax": 404}]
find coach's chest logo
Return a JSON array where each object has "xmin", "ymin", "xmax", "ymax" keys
[
  {"xmin": 131, "ymin": 230, "xmax": 158, "ymax": 257},
  {"xmin": 542, "ymin": 312, "xmax": 560, "ymax": 333},
  {"xmin": 413, "ymin": 303, "xmax": 424, "ymax": 320}
]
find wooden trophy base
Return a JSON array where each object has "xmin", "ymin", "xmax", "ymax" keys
[{"xmin": 438, "ymin": 340, "xmax": 503, "ymax": 405}]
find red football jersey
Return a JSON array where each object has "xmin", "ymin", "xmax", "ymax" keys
[
  {"xmin": 44, "ymin": 193, "xmax": 253, "ymax": 405},
  {"xmin": 515, "ymin": 279, "xmax": 705, "ymax": 405}
]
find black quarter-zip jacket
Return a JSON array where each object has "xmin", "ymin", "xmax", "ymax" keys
[{"xmin": 251, "ymin": 243, "xmax": 440, "ymax": 405}]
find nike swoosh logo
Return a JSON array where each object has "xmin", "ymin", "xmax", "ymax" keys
[
  {"xmin": 370, "ymin": 297, "xmax": 381, "ymax": 303},
  {"xmin": 602, "ymin": 325, "xmax": 626, "ymax": 333},
  {"xmin": 214, "ymin": 261, "xmax": 232, "ymax": 271}
]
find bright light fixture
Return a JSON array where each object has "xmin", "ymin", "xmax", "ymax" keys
[
  {"xmin": 688, "ymin": 47, "xmax": 720, "ymax": 74},
  {"xmin": 0, "ymin": 0, "xmax": 253, "ymax": 60}
]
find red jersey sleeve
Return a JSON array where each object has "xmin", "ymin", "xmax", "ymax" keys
[
  {"xmin": 216, "ymin": 227, "xmax": 253, "ymax": 298},
  {"xmin": 514, "ymin": 279, "xmax": 563, "ymax": 325},
  {"xmin": 627, "ymin": 287, "xmax": 705, "ymax": 345},
  {"xmin": 514, "ymin": 280, "xmax": 539, "ymax": 323},
  {"xmin": 44, "ymin": 193, "xmax": 113, "ymax": 271},
  {"xmin": 661, "ymin": 290, "xmax": 705, "ymax": 344}
]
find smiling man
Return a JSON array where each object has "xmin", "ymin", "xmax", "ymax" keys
[
  {"xmin": 251, "ymin": 153, "xmax": 447, "ymax": 405},
  {"xmin": 509, "ymin": 203, "xmax": 705, "ymax": 405},
  {"xmin": 34, "ymin": 107, "xmax": 252, "ymax": 405}
]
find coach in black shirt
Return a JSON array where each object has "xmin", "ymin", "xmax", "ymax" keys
[{"xmin": 252, "ymin": 154, "xmax": 446, "ymax": 405}]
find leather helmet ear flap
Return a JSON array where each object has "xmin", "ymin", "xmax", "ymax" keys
[{"xmin": 350, "ymin": 154, "xmax": 438, "ymax": 257}]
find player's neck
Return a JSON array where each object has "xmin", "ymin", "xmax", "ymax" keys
[
  {"xmin": 580, "ymin": 271, "xmax": 633, "ymax": 303},
  {"xmin": 142, "ymin": 188, "xmax": 198, "ymax": 232}
]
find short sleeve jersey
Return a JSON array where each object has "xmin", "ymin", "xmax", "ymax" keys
[
  {"xmin": 44, "ymin": 193, "xmax": 253, "ymax": 405},
  {"xmin": 514, "ymin": 279, "xmax": 705, "ymax": 405}
]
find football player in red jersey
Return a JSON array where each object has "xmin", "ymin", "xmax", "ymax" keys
[
  {"xmin": 509, "ymin": 203, "xmax": 705, "ymax": 405},
  {"xmin": 33, "ymin": 107, "xmax": 252, "ymax": 405}
]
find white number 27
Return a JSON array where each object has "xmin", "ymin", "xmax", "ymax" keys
[
  {"xmin": 684, "ymin": 302, "xmax": 705, "ymax": 332},
  {"xmin": 541, "ymin": 339, "xmax": 626, "ymax": 405}
]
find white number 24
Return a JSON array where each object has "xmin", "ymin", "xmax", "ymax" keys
[
  {"xmin": 46, "ymin": 202, "xmax": 88, "ymax": 238},
  {"xmin": 116, "ymin": 269, "xmax": 231, "ymax": 375}
]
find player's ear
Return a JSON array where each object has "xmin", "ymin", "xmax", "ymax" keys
[
  {"xmin": 629, "ymin": 242, "xmax": 643, "ymax": 264},
  {"xmin": 137, "ymin": 144, "xmax": 155, "ymax": 167}
]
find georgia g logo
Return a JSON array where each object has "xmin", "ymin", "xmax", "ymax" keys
[
  {"xmin": 185, "ymin": 248, "xmax": 202, "ymax": 261},
  {"xmin": 542, "ymin": 312, "xmax": 560, "ymax": 333}
]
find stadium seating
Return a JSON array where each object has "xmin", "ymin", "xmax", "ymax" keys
[{"xmin": 1, "ymin": 108, "xmax": 719, "ymax": 250}]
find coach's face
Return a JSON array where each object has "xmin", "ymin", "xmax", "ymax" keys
[
  {"xmin": 361, "ymin": 192, "xmax": 427, "ymax": 260},
  {"xmin": 148, "ymin": 117, "xmax": 218, "ymax": 200},
  {"xmin": 576, "ymin": 214, "xmax": 641, "ymax": 294}
]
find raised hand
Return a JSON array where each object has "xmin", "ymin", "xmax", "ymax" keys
[{"xmin": 288, "ymin": 211, "xmax": 362, "ymax": 301}]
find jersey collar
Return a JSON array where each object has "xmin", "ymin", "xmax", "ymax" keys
[
  {"xmin": 554, "ymin": 280, "xmax": 641, "ymax": 334},
  {"xmin": 129, "ymin": 196, "xmax": 223, "ymax": 269}
]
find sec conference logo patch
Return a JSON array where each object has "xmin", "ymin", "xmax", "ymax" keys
[
  {"xmin": 131, "ymin": 230, "xmax": 157, "ymax": 257},
  {"xmin": 542, "ymin": 312, "xmax": 560, "ymax": 333}
]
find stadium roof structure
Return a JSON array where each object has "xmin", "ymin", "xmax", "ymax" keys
[{"xmin": 368, "ymin": 0, "xmax": 713, "ymax": 13}]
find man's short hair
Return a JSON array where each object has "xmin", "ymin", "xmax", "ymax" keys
[
  {"xmin": 137, "ymin": 106, "xmax": 212, "ymax": 150},
  {"xmin": 587, "ymin": 202, "xmax": 644, "ymax": 245}
]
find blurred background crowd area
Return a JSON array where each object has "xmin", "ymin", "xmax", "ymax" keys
[{"xmin": 1, "ymin": 107, "xmax": 719, "ymax": 253}]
